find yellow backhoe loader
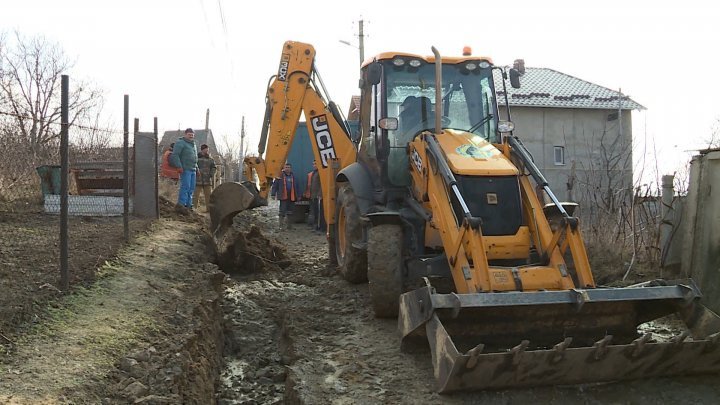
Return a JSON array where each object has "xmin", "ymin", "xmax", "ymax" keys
[{"xmin": 210, "ymin": 40, "xmax": 720, "ymax": 392}]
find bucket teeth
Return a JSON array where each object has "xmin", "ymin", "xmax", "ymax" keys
[
  {"xmin": 510, "ymin": 340, "xmax": 530, "ymax": 366},
  {"xmin": 449, "ymin": 293, "xmax": 461, "ymax": 319},
  {"xmin": 704, "ymin": 332, "xmax": 720, "ymax": 352},
  {"xmin": 551, "ymin": 337, "xmax": 573, "ymax": 363},
  {"xmin": 671, "ymin": 331, "xmax": 690, "ymax": 345},
  {"xmin": 631, "ymin": 333, "xmax": 653, "ymax": 358},
  {"xmin": 592, "ymin": 335, "xmax": 613, "ymax": 360},
  {"xmin": 465, "ymin": 343, "xmax": 485, "ymax": 369}
]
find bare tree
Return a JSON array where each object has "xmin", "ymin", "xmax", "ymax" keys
[
  {"xmin": 575, "ymin": 113, "xmax": 633, "ymax": 216},
  {"xmin": 0, "ymin": 32, "xmax": 105, "ymax": 156},
  {"xmin": 707, "ymin": 118, "xmax": 720, "ymax": 149}
]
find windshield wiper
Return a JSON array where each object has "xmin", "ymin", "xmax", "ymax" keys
[{"xmin": 468, "ymin": 114, "xmax": 494, "ymax": 133}]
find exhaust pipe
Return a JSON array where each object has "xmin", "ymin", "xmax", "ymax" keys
[{"xmin": 431, "ymin": 46, "xmax": 442, "ymax": 135}]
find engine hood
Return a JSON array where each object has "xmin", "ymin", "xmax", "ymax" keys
[{"xmin": 435, "ymin": 130, "xmax": 518, "ymax": 176}]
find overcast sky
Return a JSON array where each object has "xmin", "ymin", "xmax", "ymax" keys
[{"xmin": 1, "ymin": 0, "xmax": 718, "ymax": 184}]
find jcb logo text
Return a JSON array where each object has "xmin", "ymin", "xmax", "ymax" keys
[
  {"xmin": 311, "ymin": 115, "xmax": 337, "ymax": 168},
  {"xmin": 278, "ymin": 53, "xmax": 290, "ymax": 81}
]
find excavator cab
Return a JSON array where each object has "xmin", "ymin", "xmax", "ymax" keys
[{"xmin": 364, "ymin": 56, "xmax": 500, "ymax": 189}]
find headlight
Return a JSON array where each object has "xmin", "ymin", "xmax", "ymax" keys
[
  {"xmin": 409, "ymin": 59, "xmax": 422, "ymax": 68},
  {"xmin": 392, "ymin": 58, "xmax": 405, "ymax": 67},
  {"xmin": 478, "ymin": 60, "xmax": 491, "ymax": 69},
  {"xmin": 465, "ymin": 62, "xmax": 477, "ymax": 71},
  {"xmin": 497, "ymin": 120, "xmax": 515, "ymax": 133}
]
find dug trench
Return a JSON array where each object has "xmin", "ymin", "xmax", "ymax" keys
[
  {"xmin": 216, "ymin": 202, "xmax": 720, "ymax": 404},
  {"xmin": 3, "ymin": 200, "xmax": 720, "ymax": 404}
]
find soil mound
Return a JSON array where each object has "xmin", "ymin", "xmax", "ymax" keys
[{"xmin": 217, "ymin": 225, "xmax": 291, "ymax": 273}]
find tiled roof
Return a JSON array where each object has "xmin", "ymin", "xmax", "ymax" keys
[
  {"xmin": 493, "ymin": 68, "xmax": 644, "ymax": 110},
  {"xmin": 347, "ymin": 95, "xmax": 361, "ymax": 120}
]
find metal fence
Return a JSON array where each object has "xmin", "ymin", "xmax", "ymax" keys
[{"xmin": 0, "ymin": 85, "xmax": 159, "ymax": 298}]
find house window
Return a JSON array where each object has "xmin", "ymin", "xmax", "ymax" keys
[{"xmin": 554, "ymin": 146, "xmax": 565, "ymax": 165}]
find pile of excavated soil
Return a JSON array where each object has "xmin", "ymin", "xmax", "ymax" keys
[{"xmin": 217, "ymin": 225, "xmax": 291, "ymax": 274}]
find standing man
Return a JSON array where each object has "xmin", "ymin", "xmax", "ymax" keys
[
  {"xmin": 270, "ymin": 162, "xmax": 298, "ymax": 230},
  {"xmin": 170, "ymin": 128, "xmax": 198, "ymax": 213},
  {"xmin": 304, "ymin": 160, "xmax": 324, "ymax": 233},
  {"xmin": 193, "ymin": 144, "xmax": 217, "ymax": 212}
]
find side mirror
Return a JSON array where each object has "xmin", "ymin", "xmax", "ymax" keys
[
  {"xmin": 378, "ymin": 117, "xmax": 398, "ymax": 131},
  {"xmin": 367, "ymin": 62, "xmax": 382, "ymax": 86},
  {"xmin": 509, "ymin": 68, "xmax": 521, "ymax": 89}
]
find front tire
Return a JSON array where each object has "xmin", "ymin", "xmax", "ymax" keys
[
  {"xmin": 334, "ymin": 184, "xmax": 367, "ymax": 283},
  {"xmin": 368, "ymin": 224, "xmax": 404, "ymax": 318}
]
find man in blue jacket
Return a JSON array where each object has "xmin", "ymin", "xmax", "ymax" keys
[{"xmin": 170, "ymin": 128, "xmax": 199, "ymax": 213}]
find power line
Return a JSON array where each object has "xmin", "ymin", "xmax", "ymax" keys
[
  {"xmin": 217, "ymin": 0, "xmax": 229, "ymax": 52},
  {"xmin": 216, "ymin": 0, "xmax": 235, "ymax": 82},
  {"xmin": 197, "ymin": 0, "xmax": 215, "ymax": 48},
  {"xmin": 0, "ymin": 110, "xmax": 123, "ymax": 135}
]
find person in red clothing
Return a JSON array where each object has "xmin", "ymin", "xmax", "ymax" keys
[{"xmin": 160, "ymin": 143, "xmax": 182, "ymax": 181}]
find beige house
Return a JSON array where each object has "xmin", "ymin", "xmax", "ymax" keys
[{"xmin": 495, "ymin": 60, "xmax": 644, "ymax": 211}]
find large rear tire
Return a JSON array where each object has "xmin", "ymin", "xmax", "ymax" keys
[
  {"xmin": 368, "ymin": 224, "xmax": 403, "ymax": 318},
  {"xmin": 334, "ymin": 184, "xmax": 367, "ymax": 283}
]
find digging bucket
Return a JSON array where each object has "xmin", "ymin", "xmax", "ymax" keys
[
  {"xmin": 209, "ymin": 181, "xmax": 267, "ymax": 236},
  {"xmin": 398, "ymin": 279, "xmax": 720, "ymax": 392}
]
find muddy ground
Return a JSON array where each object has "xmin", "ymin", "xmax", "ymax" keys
[
  {"xmin": 0, "ymin": 210, "xmax": 151, "ymax": 339},
  {"xmin": 217, "ymin": 202, "xmax": 720, "ymax": 404},
  {"xmin": 0, "ymin": 198, "xmax": 224, "ymax": 404},
  {"xmin": 2, "ymin": 198, "xmax": 720, "ymax": 404}
]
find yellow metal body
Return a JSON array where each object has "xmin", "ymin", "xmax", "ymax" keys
[
  {"xmin": 408, "ymin": 131, "xmax": 594, "ymax": 294},
  {"xmin": 243, "ymin": 41, "xmax": 357, "ymax": 227},
  {"xmin": 246, "ymin": 40, "xmax": 596, "ymax": 296},
  {"xmin": 238, "ymin": 40, "xmax": 720, "ymax": 394}
]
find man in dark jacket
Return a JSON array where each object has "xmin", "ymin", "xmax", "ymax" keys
[
  {"xmin": 193, "ymin": 144, "xmax": 217, "ymax": 212},
  {"xmin": 270, "ymin": 162, "xmax": 299, "ymax": 230},
  {"xmin": 170, "ymin": 128, "xmax": 199, "ymax": 213},
  {"xmin": 304, "ymin": 160, "xmax": 324, "ymax": 233}
]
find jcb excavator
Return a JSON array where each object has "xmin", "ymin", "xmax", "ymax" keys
[{"xmin": 210, "ymin": 40, "xmax": 720, "ymax": 392}]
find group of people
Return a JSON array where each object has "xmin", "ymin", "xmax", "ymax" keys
[
  {"xmin": 160, "ymin": 127, "xmax": 216, "ymax": 214},
  {"xmin": 160, "ymin": 128, "xmax": 324, "ymax": 231},
  {"xmin": 270, "ymin": 160, "xmax": 325, "ymax": 233}
]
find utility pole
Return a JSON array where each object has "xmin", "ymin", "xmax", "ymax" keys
[
  {"xmin": 358, "ymin": 19, "xmax": 365, "ymax": 65},
  {"xmin": 239, "ymin": 116, "xmax": 245, "ymax": 181},
  {"xmin": 340, "ymin": 19, "xmax": 366, "ymax": 66},
  {"xmin": 205, "ymin": 108, "xmax": 210, "ymax": 132}
]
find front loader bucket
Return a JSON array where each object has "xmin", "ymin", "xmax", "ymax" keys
[
  {"xmin": 209, "ymin": 181, "xmax": 266, "ymax": 236},
  {"xmin": 399, "ymin": 280, "xmax": 720, "ymax": 392}
]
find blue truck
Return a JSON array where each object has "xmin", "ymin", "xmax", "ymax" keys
[{"xmin": 285, "ymin": 120, "xmax": 359, "ymax": 223}]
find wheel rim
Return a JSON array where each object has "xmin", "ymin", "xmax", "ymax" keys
[{"xmin": 337, "ymin": 205, "xmax": 347, "ymax": 263}]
